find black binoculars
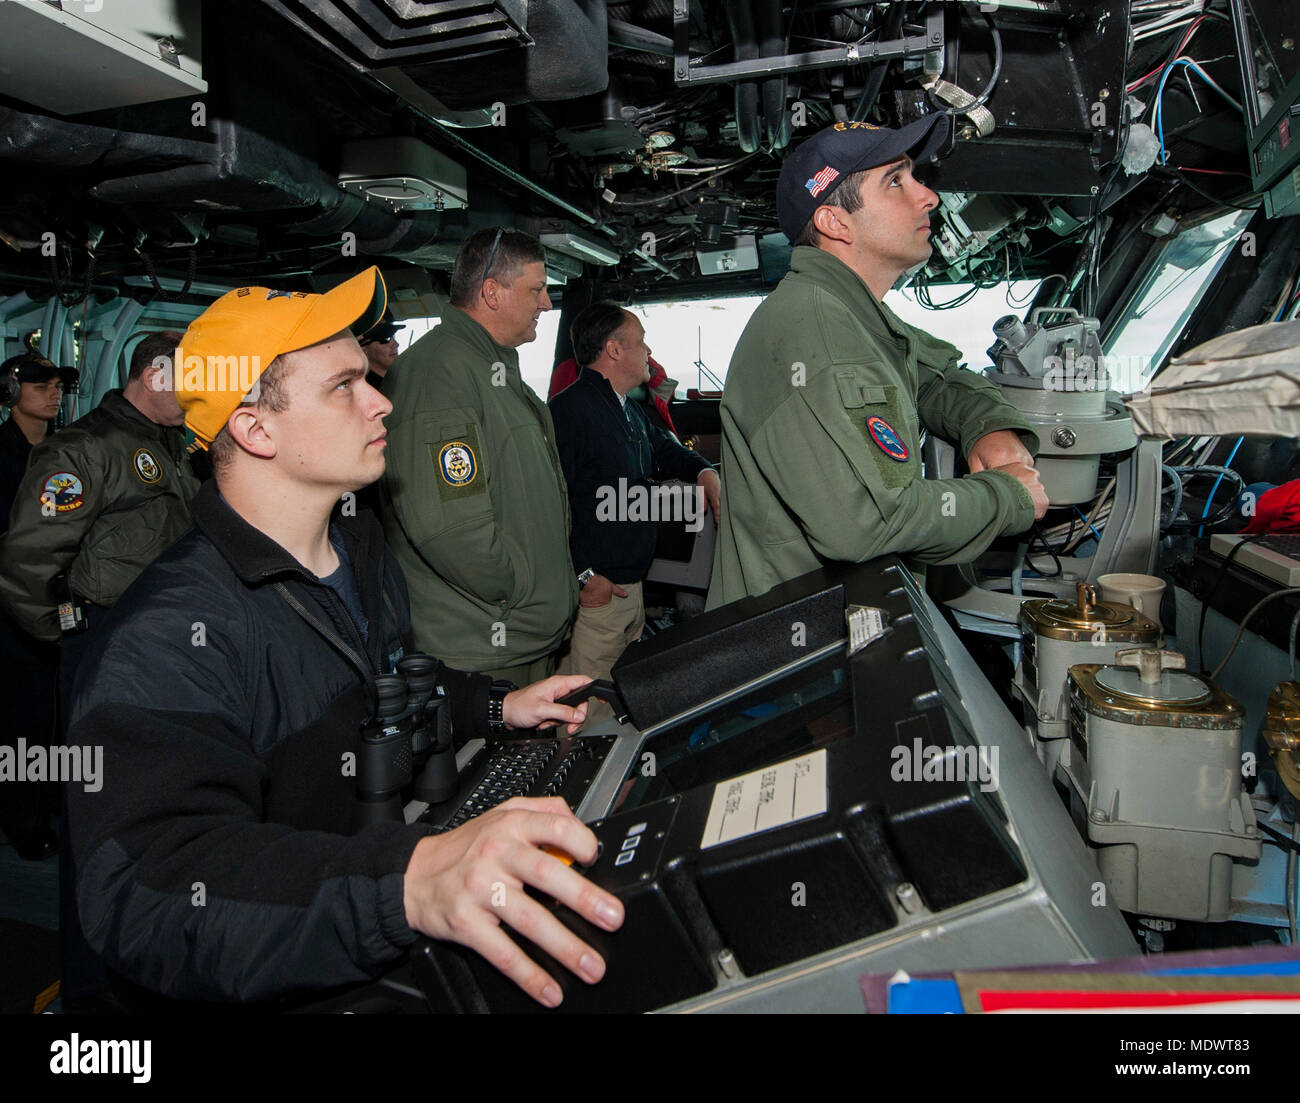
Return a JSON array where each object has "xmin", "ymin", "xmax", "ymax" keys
[{"xmin": 352, "ymin": 654, "xmax": 460, "ymax": 830}]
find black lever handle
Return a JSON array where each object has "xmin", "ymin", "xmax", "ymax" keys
[{"xmin": 556, "ymin": 678, "xmax": 623, "ymax": 711}]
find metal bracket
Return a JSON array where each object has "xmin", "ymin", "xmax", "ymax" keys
[
  {"xmin": 156, "ymin": 37, "xmax": 182, "ymax": 70},
  {"xmin": 672, "ymin": 4, "xmax": 943, "ymax": 86}
]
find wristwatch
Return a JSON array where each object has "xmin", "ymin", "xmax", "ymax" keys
[
  {"xmin": 577, "ymin": 567, "xmax": 595, "ymax": 588},
  {"xmin": 487, "ymin": 680, "xmax": 514, "ymax": 736}
]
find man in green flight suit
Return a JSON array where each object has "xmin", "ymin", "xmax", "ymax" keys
[
  {"xmin": 381, "ymin": 227, "xmax": 578, "ymax": 684},
  {"xmin": 0, "ymin": 331, "xmax": 198, "ymax": 651},
  {"xmin": 708, "ymin": 116, "xmax": 1048, "ymax": 608}
]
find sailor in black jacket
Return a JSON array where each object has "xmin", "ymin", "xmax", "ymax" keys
[{"xmin": 66, "ymin": 267, "xmax": 623, "ymax": 1006}]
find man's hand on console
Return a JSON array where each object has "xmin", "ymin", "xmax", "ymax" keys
[
  {"xmin": 403, "ymin": 796, "xmax": 625, "ymax": 1008},
  {"xmin": 504, "ymin": 675, "xmax": 592, "ymax": 733}
]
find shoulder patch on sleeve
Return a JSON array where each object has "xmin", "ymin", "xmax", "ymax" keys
[
  {"xmin": 866, "ymin": 416, "xmax": 910, "ymax": 462},
  {"xmin": 438, "ymin": 441, "xmax": 477, "ymax": 486},
  {"xmin": 40, "ymin": 472, "xmax": 85, "ymax": 513},
  {"xmin": 846, "ymin": 385, "xmax": 916, "ymax": 490}
]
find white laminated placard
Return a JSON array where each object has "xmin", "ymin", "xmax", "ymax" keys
[
  {"xmin": 846, "ymin": 605, "xmax": 887, "ymax": 655},
  {"xmin": 699, "ymin": 749, "xmax": 828, "ymax": 850}
]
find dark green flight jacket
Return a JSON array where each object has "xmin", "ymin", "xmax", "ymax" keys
[
  {"xmin": 708, "ymin": 247, "xmax": 1039, "ymax": 608},
  {"xmin": 0, "ymin": 390, "xmax": 199, "ymax": 642},
  {"xmin": 380, "ymin": 307, "xmax": 578, "ymax": 671}
]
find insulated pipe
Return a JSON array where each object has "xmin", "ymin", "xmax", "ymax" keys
[
  {"xmin": 61, "ymin": 319, "xmax": 77, "ymax": 418},
  {"xmin": 756, "ymin": 0, "xmax": 790, "ymax": 150},
  {"xmin": 0, "ymin": 291, "xmax": 38, "ymax": 361},
  {"xmin": 851, "ymin": 4, "xmax": 905, "ymax": 121},
  {"xmin": 91, "ymin": 299, "xmax": 145, "ymax": 408},
  {"xmin": 45, "ymin": 303, "xmax": 67, "ymax": 381},
  {"xmin": 723, "ymin": 4, "xmax": 761, "ymax": 153},
  {"xmin": 0, "ymin": 291, "xmax": 36, "ymax": 321},
  {"xmin": 37, "ymin": 297, "xmax": 58, "ymax": 362}
]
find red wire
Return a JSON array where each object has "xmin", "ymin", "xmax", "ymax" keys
[
  {"xmin": 1176, "ymin": 167, "xmax": 1250, "ymax": 176},
  {"xmin": 1127, "ymin": 14, "xmax": 1209, "ymax": 92}
]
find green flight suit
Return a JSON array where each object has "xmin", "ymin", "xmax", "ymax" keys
[
  {"xmin": 708, "ymin": 246, "xmax": 1039, "ymax": 609},
  {"xmin": 0, "ymin": 390, "xmax": 199, "ymax": 642},
  {"xmin": 380, "ymin": 306, "xmax": 578, "ymax": 672}
]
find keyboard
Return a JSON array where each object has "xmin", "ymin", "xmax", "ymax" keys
[{"xmin": 422, "ymin": 735, "xmax": 616, "ymax": 831}]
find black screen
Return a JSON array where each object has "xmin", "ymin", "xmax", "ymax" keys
[{"xmin": 612, "ymin": 650, "xmax": 855, "ymax": 814}]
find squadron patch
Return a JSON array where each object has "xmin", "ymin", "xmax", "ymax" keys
[
  {"xmin": 438, "ymin": 441, "xmax": 477, "ymax": 487},
  {"xmin": 866, "ymin": 416, "xmax": 909, "ymax": 462},
  {"xmin": 41, "ymin": 472, "xmax": 85, "ymax": 512},
  {"xmin": 133, "ymin": 448, "xmax": 162, "ymax": 484}
]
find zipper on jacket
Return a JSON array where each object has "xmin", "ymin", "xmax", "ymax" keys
[{"xmin": 273, "ymin": 582, "xmax": 376, "ymax": 691}]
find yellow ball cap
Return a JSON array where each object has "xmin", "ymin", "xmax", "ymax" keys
[{"xmin": 175, "ymin": 266, "xmax": 387, "ymax": 447}]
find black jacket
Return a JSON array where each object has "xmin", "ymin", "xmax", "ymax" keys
[
  {"xmin": 66, "ymin": 479, "xmax": 494, "ymax": 1004},
  {"xmin": 550, "ymin": 369, "xmax": 711, "ymax": 585}
]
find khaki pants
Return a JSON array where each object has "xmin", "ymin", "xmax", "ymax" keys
[{"xmin": 559, "ymin": 580, "xmax": 645, "ymax": 720}]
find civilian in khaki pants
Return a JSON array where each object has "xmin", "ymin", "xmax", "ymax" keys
[{"xmin": 550, "ymin": 303, "xmax": 720, "ymax": 712}]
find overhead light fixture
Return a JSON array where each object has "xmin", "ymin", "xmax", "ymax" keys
[
  {"xmin": 338, "ymin": 137, "xmax": 468, "ymax": 213},
  {"xmin": 540, "ymin": 231, "xmax": 621, "ymax": 267}
]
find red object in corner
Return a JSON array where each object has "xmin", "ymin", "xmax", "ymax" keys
[
  {"xmin": 548, "ymin": 356, "xmax": 678, "ymax": 437},
  {"xmin": 1243, "ymin": 480, "xmax": 1300, "ymax": 534}
]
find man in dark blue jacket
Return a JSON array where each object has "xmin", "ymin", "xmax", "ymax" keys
[
  {"xmin": 66, "ymin": 267, "xmax": 623, "ymax": 1008},
  {"xmin": 550, "ymin": 303, "xmax": 720, "ymax": 688}
]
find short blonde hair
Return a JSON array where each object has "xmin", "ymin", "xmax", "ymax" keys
[{"xmin": 208, "ymin": 355, "xmax": 293, "ymax": 474}]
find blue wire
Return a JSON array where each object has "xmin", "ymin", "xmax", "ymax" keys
[
  {"xmin": 1198, "ymin": 435, "xmax": 1244, "ymax": 538},
  {"xmin": 1073, "ymin": 506, "xmax": 1103, "ymax": 544},
  {"xmin": 1155, "ymin": 58, "xmax": 1240, "ymax": 166}
]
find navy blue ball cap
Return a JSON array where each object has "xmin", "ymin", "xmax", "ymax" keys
[
  {"xmin": 2, "ymin": 352, "xmax": 78, "ymax": 387},
  {"xmin": 358, "ymin": 321, "xmax": 405, "ymax": 346},
  {"xmin": 358, "ymin": 309, "xmax": 405, "ymax": 346},
  {"xmin": 777, "ymin": 114, "xmax": 951, "ymax": 241}
]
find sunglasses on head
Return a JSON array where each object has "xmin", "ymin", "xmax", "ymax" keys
[{"xmin": 479, "ymin": 227, "xmax": 505, "ymax": 293}]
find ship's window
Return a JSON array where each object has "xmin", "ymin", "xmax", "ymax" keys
[{"xmin": 1103, "ymin": 208, "xmax": 1255, "ymax": 393}]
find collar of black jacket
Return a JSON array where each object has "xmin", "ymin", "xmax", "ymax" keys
[
  {"xmin": 190, "ymin": 478, "xmax": 385, "ymax": 587},
  {"xmin": 0, "ymin": 413, "xmax": 33, "ymax": 453},
  {"xmin": 575, "ymin": 365, "xmax": 620, "ymax": 399}
]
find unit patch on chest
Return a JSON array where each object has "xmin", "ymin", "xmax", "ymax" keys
[{"xmin": 133, "ymin": 448, "xmax": 163, "ymax": 484}]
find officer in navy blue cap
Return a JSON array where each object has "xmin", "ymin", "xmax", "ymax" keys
[
  {"xmin": 775, "ymin": 114, "xmax": 952, "ymax": 243},
  {"xmin": 709, "ymin": 115, "xmax": 1048, "ymax": 608}
]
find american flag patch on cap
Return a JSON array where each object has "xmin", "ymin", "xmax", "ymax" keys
[{"xmin": 805, "ymin": 165, "xmax": 840, "ymax": 197}]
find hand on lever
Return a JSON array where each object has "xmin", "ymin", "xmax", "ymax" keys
[{"xmin": 403, "ymin": 796, "xmax": 624, "ymax": 1008}]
